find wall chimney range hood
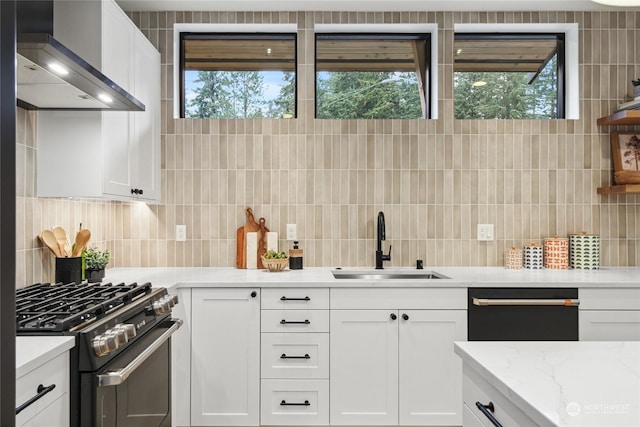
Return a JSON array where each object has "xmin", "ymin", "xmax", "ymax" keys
[
  {"xmin": 17, "ymin": 34, "xmax": 145, "ymax": 111},
  {"xmin": 16, "ymin": 0, "xmax": 144, "ymax": 111}
]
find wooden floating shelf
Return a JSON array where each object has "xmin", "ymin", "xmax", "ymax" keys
[
  {"xmin": 597, "ymin": 110, "xmax": 640, "ymax": 126},
  {"xmin": 597, "ymin": 184, "xmax": 640, "ymax": 195}
]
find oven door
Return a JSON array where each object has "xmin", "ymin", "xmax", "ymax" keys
[{"xmin": 82, "ymin": 318, "xmax": 182, "ymax": 427}]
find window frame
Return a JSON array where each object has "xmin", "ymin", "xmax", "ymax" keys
[
  {"xmin": 453, "ymin": 23, "xmax": 579, "ymax": 120},
  {"xmin": 173, "ymin": 23, "xmax": 298, "ymax": 119},
  {"xmin": 314, "ymin": 24, "xmax": 439, "ymax": 120}
]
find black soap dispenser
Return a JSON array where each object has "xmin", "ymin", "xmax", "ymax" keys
[{"xmin": 289, "ymin": 241, "xmax": 303, "ymax": 270}]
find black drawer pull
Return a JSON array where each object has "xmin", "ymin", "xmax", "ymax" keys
[
  {"xmin": 280, "ymin": 319, "xmax": 310, "ymax": 325},
  {"xmin": 475, "ymin": 401, "xmax": 503, "ymax": 427},
  {"xmin": 280, "ymin": 296, "xmax": 311, "ymax": 301},
  {"xmin": 280, "ymin": 400, "xmax": 310, "ymax": 406},
  {"xmin": 281, "ymin": 353, "xmax": 310, "ymax": 359},
  {"xmin": 16, "ymin": 384, "xmax": 56, "ymax": 415}
]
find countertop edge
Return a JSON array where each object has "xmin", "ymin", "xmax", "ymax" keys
[{"xmin": 16, "ymin": 336, "xmax": 76, "ymax": 379}]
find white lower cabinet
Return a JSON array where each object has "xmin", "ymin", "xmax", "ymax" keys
[
  {"xmin": 330, "ymin": 288, "xmax": 467, "ymax": 426},
  {"xmin": 190, "ymin": 288, "xmax": 261, "ymax": 426},
  {"xmin": 580, "ymin": 288, "xmax": 640, "ymax": 341},
  {"xmin": 261, "ymin": 379, "xmax": 329, "ymax": 425},
  {"xmin": 462, "ymin": 364, "xmax": 537, "ymax": 427},
  {"xmin": 16, "ymin": 351, "xmax": 70, "ymax": 427},
  {"xmin": 183, "ymin": 286, "xmax": 467, "ymax": 427}
]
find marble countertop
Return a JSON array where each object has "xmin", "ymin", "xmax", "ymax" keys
[
  {"xmin": 102, "ymin": 266, "xmax": 640, "ymax": 289},
  {"xmin": 455, "ymin": 341, "xmax": 640, "ymax": 427},
  {"xmin": 16, "ymin": 336, "xmax": 76, "ymax": 379}
]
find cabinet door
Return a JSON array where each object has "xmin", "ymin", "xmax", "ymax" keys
[
  {"xmin": 580, "ymin": 310, "xmax": 640, "ymax": 341},
  {"xmin": 330, "ymin": 310, "xmax": 398, "ymax": 425},
  {"xmin": 132, "ymin": 31, "xmax": 161, "ymax": 201},
  {"xmin": 101, "ymin": 0, "xmax": 134, "ymax": 198},
  {"xmin": 191, "ymin": 289, "xmax": 260, "ymax": 426},
  {"xmin": 399, "ymin": 310, "xmax": 466, "ymax": 425}
]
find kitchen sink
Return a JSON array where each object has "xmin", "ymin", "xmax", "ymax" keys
[{"xmin": 332, "ymin": 270, "xmax": 449, "ymax": 280}]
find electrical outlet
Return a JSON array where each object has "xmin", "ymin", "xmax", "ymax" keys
[
  {"xmin": 286, "ymin": 224, "xmax": 297, "ymax": 241},
  {"xmin": 176, "ymin": 225, "xmax": 187, "ymax": 242},
  {"xmin": 477, "ymin": 224, "xmax": 494, "ymax": 241}
]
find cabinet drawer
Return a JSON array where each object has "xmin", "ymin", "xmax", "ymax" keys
[
  {"xmin": 260, "ymin": 379, "xmax": 329, "ymax": 425},
  {"xmin": 463, "ymin": 365, "xmax": 537, "ymax": 427},
  {"xmin": 261, "ymin": 310, "xmax": 329, "ymax": 333},
  {"xmin": 16, "ymin": 351, "xmax": 69, "ymax": 427},
  {"xmin": 579, "ymin": 288, "xmax": 640, "ymax": 310},
  {"xmin": 261, "ymin": 288, "xmax": 329, "ymax": 310},
  {"xmin": 331, "ymin": 288, "xmax": 466, "ymax": 310},
  {"xmin": 261, "ymin": 333, "xmax": 329, "ymax": 379}
]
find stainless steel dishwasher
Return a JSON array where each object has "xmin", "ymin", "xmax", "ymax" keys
[{"xmin": 468, "ymin": 287, "xmax": 579, "ymax": 341}]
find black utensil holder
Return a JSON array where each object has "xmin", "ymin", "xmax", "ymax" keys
[{"xmin": 55, "ymin": 257, "xmax": 82, "ymax": 284}]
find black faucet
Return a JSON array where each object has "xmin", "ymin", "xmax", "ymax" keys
[{"xmin": 375, "ymin": 211, "xmax": 392, "ymax": 269}]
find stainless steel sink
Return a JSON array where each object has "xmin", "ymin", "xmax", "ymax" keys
[{"xmin": 332, "ymin": 270, "xmax": 449, "ymax": 280}]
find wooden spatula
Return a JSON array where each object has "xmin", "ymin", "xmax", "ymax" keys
[
  {"xmin": 39, "ymin": 230, "xmax": 62, "ymax": 257},
  {"xmin": 53, "ymin": 226, "xmax": 69, "ymax": 257},
  {"xmin": 73, "ymin": 229, "xmax": 91, "ymax": 257}
]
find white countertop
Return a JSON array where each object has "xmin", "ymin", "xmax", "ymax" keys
[
  {"xmin": 454, "ymin": 341, "xmax": 640, "ymax": 427},
  {"xmin": 102, "ymin": 266, "xmax": 640, "ymax": 289},
  {"xmin": 16, "ymin": 336, "xmax": 75, "ymax": 379}
]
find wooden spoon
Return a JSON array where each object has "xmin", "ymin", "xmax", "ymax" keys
[
  {"xmin": 53, "ymin": 226, "xmax": 69, "ymax": 257},
  {"xmin": 39, "ymin": 230, "xmax": 62, "ymax": 257},
  {"xmin": 73, "ymin": 229, "xmax": 91, "ymax": 257}
]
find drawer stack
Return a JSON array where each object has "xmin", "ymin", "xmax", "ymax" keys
[{"xmin": 260, "ymin": 288, "xmax": 330, "ymax": 425}]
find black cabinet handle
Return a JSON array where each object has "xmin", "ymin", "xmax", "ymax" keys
[
  {"xmin": 251, "ymin": 291, "xmax": 257, "ymax": 298},
  {"xmin": 281, "ymin": 353, "xmax": 310, "ymax": 359},
  {"xmin": 402, "ymin": 313, "xmax": 409, "ymax": 321},
  {"xmin": 475, "ymin": 402, "xmax": 503, "ymax": 427},
  {"xmin": 16, "ymin": 384, "xmax": 56, "ymax": 415},
  {"xmin": 280, "ymin": 319, "xmax": 310, "ymax": 325},
  {"xmin": 390, "ymin": 313, "xmax": 397, "ymax": 320},
  {"xmin": 130, "ymin": 188, "xmax": 144, "ymax": 195},
  {"xmin": 280, "ymin": 296, "xmax": 310, "ymax": 301},
  {"xmin": 280, "ymin": 400, "xmax": 310, "ymax": 406}
]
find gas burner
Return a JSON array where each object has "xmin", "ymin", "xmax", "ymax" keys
[{"xmin": 16, "ymin": 282, "xmax": 153, "ymax": 332}]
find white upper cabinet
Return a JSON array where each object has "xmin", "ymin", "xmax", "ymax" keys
[{"xmin": 36, "ymin": 0, "xmax": 160, "ymax": 202}]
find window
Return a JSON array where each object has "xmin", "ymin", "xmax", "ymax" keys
[
  {"xmin": 177, "ymin": 28, "xmax": 296, "ymax": 119},
  {"xmin": 315, "ymin": 25, "xmax": 437, "ymax": 119},
  {"xmin": 453, "ymin": 24, "xmax": 579, "ymax": 120}
]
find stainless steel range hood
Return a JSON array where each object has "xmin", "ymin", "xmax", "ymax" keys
[{"xmin": 17, "ymin": 33, "xmax": 145, "ymax": 111}]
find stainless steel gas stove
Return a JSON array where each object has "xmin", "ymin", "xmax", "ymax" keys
[{"xmin": 16, "ymin": 281, "xmax": 182, "ymax": 427}]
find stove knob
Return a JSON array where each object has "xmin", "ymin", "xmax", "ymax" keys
[
  {"xmin": 115, "ymin": 323, "xmax": 136, "ymax": 340},
  {"xmin": 160, "ymin": 295, "xmax": 175, "ymax": 308},
  {"xmin": 108, "ymin": 326, "xmax": 128, "ymax": 345},
  {"xmin": 92, "ymin": 334, "xmax": 118, "ymax": 357},
  {"xmin": 152, "ymin": 300, "xmax": 170, "ymax": 315},
  {"xmin": 170, "ymin": 294, "xmax": 179, "ymax": 305}
]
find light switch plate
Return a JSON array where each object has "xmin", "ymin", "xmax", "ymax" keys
[
  {"xmin": 477, "ymin": 224, "xmax": 494, "ymax": 241},
  {"xmin": 176, "ymin": 225, "xmax": 186, "ymax": 241},
  {"xmin": 286, "ymin": 224, "xmax": 297, "ymax": 240}
]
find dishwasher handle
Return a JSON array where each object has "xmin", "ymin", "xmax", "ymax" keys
[{"xmin": 473, "ymin": 298, "xmax": 579, "ymax": 307}]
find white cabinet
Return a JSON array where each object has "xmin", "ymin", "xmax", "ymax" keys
[
  {"xmin": 330, "ymin": 288, "xmax": 467, "ymax": 426},
  {"xmin": 461, "ymin": 364, "xmax": 537, "ymax": 427},
  {"xmin": 580, "ymin": 288, "xmax": 640, "ymax": 341},
  {"xmin": 16, "ymin": 350, "xmax": 70, "ymax": 427},
  {"xmin": 330, "ymin": 310, "xmax": 399, "ymax": 425},
  {"xmin": 191, "ymin": 288, "xmax": 261, "ymax": 426},
  {"xmin": 36, "ymin": 0, "xmax": 160, "ymax": 202},
  {"xmin": 260, "ymin": 288, "xmax": 330, "ymax": 426}
]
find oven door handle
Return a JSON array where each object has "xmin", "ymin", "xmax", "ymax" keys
[
  {"xmin": 97, "ymin": 318, "xmax": 183, "ymax": 387},
  {"xmin": 473, "ymin": 298, "xmax": 580, "ymax": 307}
]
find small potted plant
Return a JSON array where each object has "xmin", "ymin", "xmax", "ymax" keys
[
  {"xmin": 84, "ymin": 246, "xmax": 110, "ymax": 283},
  {"xmin": 633, "ymin": 78, "xmax": 640, "ymax": 99}
]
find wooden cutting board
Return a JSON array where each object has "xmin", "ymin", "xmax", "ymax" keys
[
  {"xmin": 256, "ymin": 218, "xmax": 269, "ymax": 269},
  {"xmin": 236, "ymin": 207, "xmax": 260, "ymax": 268}
]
